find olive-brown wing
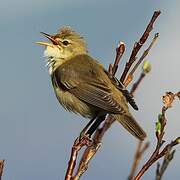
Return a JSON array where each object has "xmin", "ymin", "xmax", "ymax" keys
[{"xmin": 53, "ymin": 56, "xmax": 126, "ymax": 114}]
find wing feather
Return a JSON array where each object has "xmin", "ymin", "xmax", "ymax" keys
[
  {"xmin": 69, "ymin": 84, "xmax": 124, "ymax": 114},
  {"xmin": 53, "ymin": 54, "xmax": 126, "ymax": 114}
]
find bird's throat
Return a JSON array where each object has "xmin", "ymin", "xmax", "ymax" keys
[
  {"xmin": 44, "ymin": 46, "xmax": 62, "ymax": 75},
  {"xmin": 44, "ymin": 46, "xmax": 60, "ymax": 60}
]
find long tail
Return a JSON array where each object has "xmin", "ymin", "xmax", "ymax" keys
[{"xmin": 111, "ymin": 113, "xmax": 146, "ymax": 141}]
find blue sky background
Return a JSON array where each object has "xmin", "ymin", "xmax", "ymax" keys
[{"xmin": 0, "ymin": 0, "xmax": 180, "ymax": 180}]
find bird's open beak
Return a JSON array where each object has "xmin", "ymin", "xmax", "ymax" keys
[{"xmin": 36, "ymin": 32, "xmax": 59, "ymax": 47}]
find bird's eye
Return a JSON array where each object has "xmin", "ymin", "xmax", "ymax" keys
[{"xmin": 62, "ymin": 40, "xmax": 70, "ymax": 46}]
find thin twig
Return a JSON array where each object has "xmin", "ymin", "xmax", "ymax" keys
[
  {"xmin": 112, "ymin": 42, "xmax": 125, "ymax": 75},
  {"xmin": 72, "ymin": 117, "xmax": 115, "ymax": 180},
  {"xmin": 155, "ymin": 147, "xmax": 175, "ymax": 180},
  {"xmin": 0, "ymin": 160, "xmax": 5, "ymax": 180},
  {"xmin": 120, "ymin": 10, "xmax": 161, "ymax": 84},
  {"xmin": 130, "ymin": 60, "xmax": 151, "ymax": 96},
  {"xmin": 124, "ymin": 33, "xmax": 159, "ymax": 87},
  {"xmin": 128, "ymin": 141, "xmax": 149, "ymax": 180},
  {"xmin": 134, "ymin": 139, "xmax": 179, "ymax": 180},
  {"xmin": 73, "ymin": 143, "xmax": 101, "ymax": 180},
  {"xmin": 133, "ymin": 92, "xmax": 180, "ymax": 180},
  {"xmin": 130, "ymin": 72, "xmax": 146, "ymax": 96},
  {"xmin": 64, "ymin": 137, "xmax": 92, "ymax": 180},
  {"xmin": 128, "ymin": 64, "xmax": 152, "ymax": 179}
]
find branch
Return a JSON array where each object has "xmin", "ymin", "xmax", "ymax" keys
[
  {"xmin": 156, "ymin": 146, "xmax": 176, "ymax": 180},
  {"xmin": 124, "ymin": 33, "xmax": 158, "ymax": 87},
  {"xmin": 128, "ymin": 141, "xmax": 149, "ymax": 180},
  {"xmin": 74, "ymin": 116, "xmax": 115, "ymax": 179},
  {"xmin": 133, "ymin": 92, "xmax": 180, "ymax": 180},
  {"xmin": 112, "ymin": 42, "xmax": 125, "ymax": 75},
  {"xmin": 65, "ymin": 137, "xmax": 92, "ymax": 180},
  {"xmin": 0, "ymin": 160, "xmax": 5, "ymax": 180},
  {"xmin": 130, "ymin": 60, "xmax": 151, "ymax": 96},
  {"xmin": 127, "ymin": 62, "xmax": 152, "ymax": 180},
  {"xmin": 120, "ymin": 10, "xmax": 161, "ymax": 84}
]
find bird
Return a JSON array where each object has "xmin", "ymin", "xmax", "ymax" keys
[{"xmin": 36, "ymin": 26, "xmax": 146, "ymax": 141}]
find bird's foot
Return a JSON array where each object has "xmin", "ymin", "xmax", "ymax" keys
[{"xmin": 78, "ymin": 131, "xmax": 92, "ymax": 146}]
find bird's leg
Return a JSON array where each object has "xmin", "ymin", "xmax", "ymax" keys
[
  {"xmin": 79, "ymin": 116, "xmax": 97, "ymax": 139},
  {"xmin": 86, "ymin": 114, "xmax": 106, "ymax": 137}
]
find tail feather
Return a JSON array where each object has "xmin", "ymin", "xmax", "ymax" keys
[{"xmin": 112, "ymin": 114, "xmax": 146, "ymax": 141}]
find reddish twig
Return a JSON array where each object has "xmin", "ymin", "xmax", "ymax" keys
[
  {"xmin": 130, "ymin": 60, "xmax": 151, "ymax": 96},
  {"xmin": 73, "ymin": 117, "xmax": 115, "ymax": 179},
  {"xmin": 65, "ymin": 137, "xmax": 92, "ymax": 180},
  {"xmin": 134, "ymin": 140, "xmax": 179, "ymax": 180},
  {"xmin": 0, "ymin": 160, "xmax": 5, "ymax": 180},
  {"xmin": 73, "ymin": 142, "xmax": 101, "ymax": 180},
  {"xmin": 156, "ymin": 146, "xmax": 176, "ymax": 180},
  {"xmin": 128, "ymin": 141, "xmax": 149, "ymax": 180},
  {"xmin": 130, "ymin": 72, "xmax": 146, "ymax": 96},
  {"xmin": 128, "ymin": 62, "xmax": 152, "ymax": 180},
  {"xmin": 112, "ymin": 42, "xmax": 125, "ymax": 75},
  {"xmin": 93, "ymin": 116, "xmax": 115, "ymax": 144},
  {"xmin": 120, "ymin": 10, "xmax": 161, "ymax": 84},
  {"xmin": 124, "ymin": 33, "xmax": 159, "ymax": 87},
  {"xmin": 133, "ymin": 92, "xmax": 180, "ymax": 180}
]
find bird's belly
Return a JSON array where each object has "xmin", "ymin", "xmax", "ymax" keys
[{"xmin": 54, "ymin": 87, "xmax": 96, "ymax": 119}]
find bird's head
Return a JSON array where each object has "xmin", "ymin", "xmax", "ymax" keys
[{"xmin": 36, "ymin": 26, "xmax": 88, "ymax": 73}]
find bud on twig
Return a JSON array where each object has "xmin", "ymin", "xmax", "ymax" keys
[{"xmin": 142, "ymin": 60, "xmax": 151, "ymax": 74}]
